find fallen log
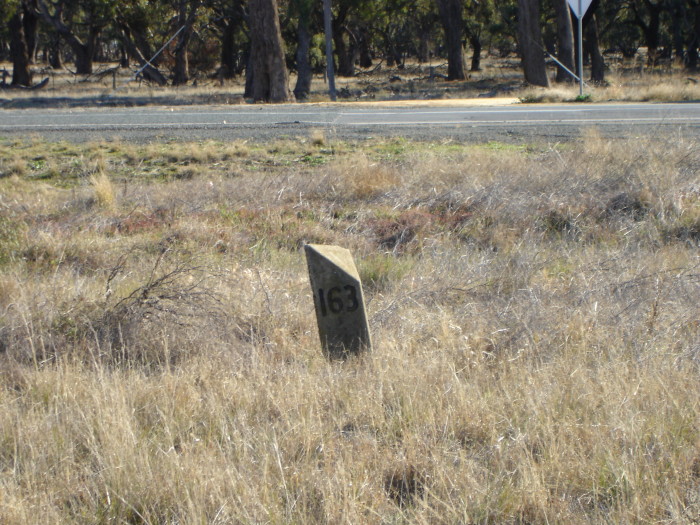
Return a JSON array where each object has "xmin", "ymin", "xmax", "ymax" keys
[{"xmin": 0, "ymin": 77, "xmax": 50, "ymax": 90}]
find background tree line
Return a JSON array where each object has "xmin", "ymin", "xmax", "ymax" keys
[{"xmin": 1, "ymin": 0, "xmax": 698, "ymax": 100}]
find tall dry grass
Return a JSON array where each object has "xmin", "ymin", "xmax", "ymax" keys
[{"xmin": 0, "ymin": 130, "xmax": 699, "ymax": 523}]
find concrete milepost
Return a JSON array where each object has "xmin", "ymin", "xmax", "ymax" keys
[{"xmin": 304, "ymin": 244, "xmax": 372, "ymax": 359}]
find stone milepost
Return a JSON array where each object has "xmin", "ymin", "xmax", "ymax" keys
[{"xmin": 304, "ymin": 244, "xmax": 372, "ymax": 359}]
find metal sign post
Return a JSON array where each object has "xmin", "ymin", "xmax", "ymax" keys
[
  {"xmin": 567, "ymin": 0, "xmax": 593, "ymax": 96},
  {"xmin": 577, "ymin": 0, "xmax": 583, "ymax": 96},
  {"xmin": 323, "ymin": 0, "xmax": 337, "ymax": 102}
]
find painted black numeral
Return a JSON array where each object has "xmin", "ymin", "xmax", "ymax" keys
[
  {"xmin": 345, "ymin": 285, "xmax": 359, "ymax": 312},
  {"xmin": 317, "ymin": 285, "xmax": 359, "ymax": 316}
]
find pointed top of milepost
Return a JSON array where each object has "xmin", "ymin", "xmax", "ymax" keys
[{"xmin": 304, "ymin": 244, "xmax": 361, "ymax": 282}]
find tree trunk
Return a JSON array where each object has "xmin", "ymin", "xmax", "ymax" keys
[
  {"xmin": 554, "ymin": 0, "xmax": 575, "ymax": 83},
  {"xmin": 216, "ymin": 0, "xmax": 245, "ymax": 79},
  {"xmin": 9, "ymin": 11, "xmax": 33, "ymax": 87},
  {"xmin": 518, "ymin": 0, "xmax": 549, "ymax": 87},
  {"xmin": 247, "ymin": 0, "xmax": 294, "ymax": 102},
  {"xmin": 359, "ymin": 29, "xmax": 372, "ymax": 69},
  {"xmin": 386, "ymin": 44, "xmax": 402, "ymax": 67},
  {"xmin": 688, "ymin": 45, "xmax": 699, "ymax": 71},
  {"xmin": 418, "ymin": 30, "xmax": 430, "ymax": 63},
  {"xmin": 469, "ymin": 33, "xmax": 482, "ymax": 71},
  {"xmin": 585, "ymin": 14, "xmax": 604, "ymax": 83},
  {"xmin": 669, "ymin": 0, "xmax": 685, "ymax": 62},
  {"xmin": 644, "ymin": 5, "xmax": 661, "ymax": 66},
  {"xmin": 436, "ymin": 0, "xmax": 467, "ymax": 80},
  {"xmin": 22, "ymin": 0, "xmax": 38, "ymax": 64},
  {"xmin": 632, "ymin": 0, "xmax": 663, "ymax": 66},
  {"xmin": 172, "ymin": 0, "xmax": 200, "ymax": 86},
  {"xmin": 172, "ymin": 0, "xmax": 190, "ymax": 85},
  {"xmin": 244, "ymin": 48, "xmax": 254, "ymax": 98},
  {"xmin": 119, "ymin": 46, "xmax": 129, "ymax": 68},
  {"xmin": 172, "ymin": 34, "xmax": 191, "ymax": 86},
  {"xmin": 333, "ymin": 30, "xmax": 355, "ymax": 76},
  {"xmin": 685, "ymin": 2, "xmax": 700, "ymax": 70},
  {"xmin": 73, "ymin": 43, "xmax": 93, "ymax": 75},
  {"xmin": 36, "ymin": 0, "xmax": 96, "ymax": 74},
  {"xmin": 48, "ymin": 31, "xmax": 62, "ymax": 69},
  {"xmin": 294, "ymin": 16, "xmax": 312, "ymax": 100},
  {"xmin": 220, "ymin": 22, "xmax": 237, "ymax": 79}
]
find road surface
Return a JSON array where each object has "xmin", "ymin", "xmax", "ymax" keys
[{"xmin": 1, "ymin": 102, "xmax": 698, "ymax": 143}]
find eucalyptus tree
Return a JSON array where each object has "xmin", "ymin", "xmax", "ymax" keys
[
  {"xmin": 209, "ymin": 0, "xmax": 247, "ymax": 79},
  {"xmin": 436, "ymin": 0, "xmax": 467, "ymax": 80},
  {"xmin": 517, "ymin": 0, "xmax": 549, "ymax": 86},
  {"xmin": 4, "ymin": 0, "xmax": 35, "ymax": 85},
  {"xmin": 464, "ymin": 0, "xmax": 499, "ymax": 71},
  {"xmin": 492, "ymin": 0, "xmax": 519, "ymax": 56},
  {"xmin": 686, "ymin": 0, "xmax": 699, "ymax": 69},
  {"xmin": 656, "ymin": 0, "xmax": 700, "ymax": 68},
  {"xmin": 552, "ymin": 0, "xmax": 575, "ymax": 82},
  {"xmin": 288, "ymin": 0, "xmax": 318, "ymax": 99},
  {"xmin": 35, "ymin": 0, "xmax": 115, "ymax": 74},
  {"xmin": 374, "ymin": 0, "xmax": 413, "ymax": 67},
  {"xmin": 124, "ymin": 0, "xmax": 207, "ymax": 85},
  {"xmin": 584, "ymin": 6, "xmax": 605, "ymax": 82},
  {"xmin": 413, "ymin": 0, "xmax": 439, "ymax": 62},
  {"xmin": 247, "ymin": 0, "xmax": 294, "ymax": 101},
  {"xmin": 611, "ymin": 0, "xmax": 700, "ymax": 69},
  {"xmin": 627, "ymin": 0, "xmax": 665, "ymax": 65},
  {"xmin": 594, "ymin": 0, "xmax": 639, "ymax": 58},
  {"xmin": 171, "ymin": 0, "xmax": 203, "ymax": 85},
  {"xmin": 115, "ymin": 0, "xmax": 169, "ymax": 84},
  {"xmin": 0, "ymin": 3, "xmax": 8, "ymax": 61},
  {"xmin": 330, "ymin": 0, "xmax": 374, "ymax": 76}
]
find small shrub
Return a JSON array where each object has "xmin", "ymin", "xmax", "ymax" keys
[
  {"xmin": 95, "ymin": 255, "xmax": 226, "ymax": 366},
  {"xmin": 310, "ymin": 129, "xmax": 326, "ymax": 146},
  {"xmin": 539, "ymin": 209, "xmax": 581, "ymax": 238},
  {"xmin": 331, "ymin": 154, "xmax": 399, "ymax": 200},
  {"xmin": 0, "ymin": 216, "xmax": 25, "ymax": 265},
  {"xmin": 90, "ymin": 171, "xmax": 116, "ymax": 211},
  {"xmin": 664, "ymin": 209, "xmax": 700, "ymax": 243},
  {"xmin": 604, "ymin": 191, "xmax": 652, "ymax": 221},
  {"xmin": 358, "ymin": 253, "xmax": 414, "ymax": 291},
  {"xmin": 365, "ymin": 209, "xmax": 433, "ymax": 253},
  {"xmin": 6, "ymin": 158, "xmax": 27, "ymax": 178},
  {"xmin": 383, "ymin": 465, "xmax": 426, "ymax": 507}
]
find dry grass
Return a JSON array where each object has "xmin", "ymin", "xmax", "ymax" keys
[
  {"xmin": 0, "ymin": 130, "xmax": 699, "ymax": 523},
  {"xmin": 329, "ymin": 152, "xmax": 401, "ymax": 200}
]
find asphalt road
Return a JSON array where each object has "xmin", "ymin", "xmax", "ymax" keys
[{"xmin": 1, "ymin": 102, "xmax": 698, "ymax": 143}]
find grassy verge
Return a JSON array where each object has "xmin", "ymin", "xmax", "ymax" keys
[
  {"xmin": 1, "ymin": 130, "xmax": 699, "ymax": 523},
  {"xmin": 519, "ymin": 71, "xmax": 700, "ymax": 103}
]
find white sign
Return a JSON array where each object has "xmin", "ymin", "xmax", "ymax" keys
[{"xmin": 567, "ymin": 0, "xmax": 593, "ymax": 18}]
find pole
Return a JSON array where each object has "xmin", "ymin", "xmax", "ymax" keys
[
  {"xmin": 323, "ymin": 0, "xmax": 337, "ymax": 102},
  {"xmin": 577, "ymin": 0, "xmax": 583, "ymax": 96}
]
